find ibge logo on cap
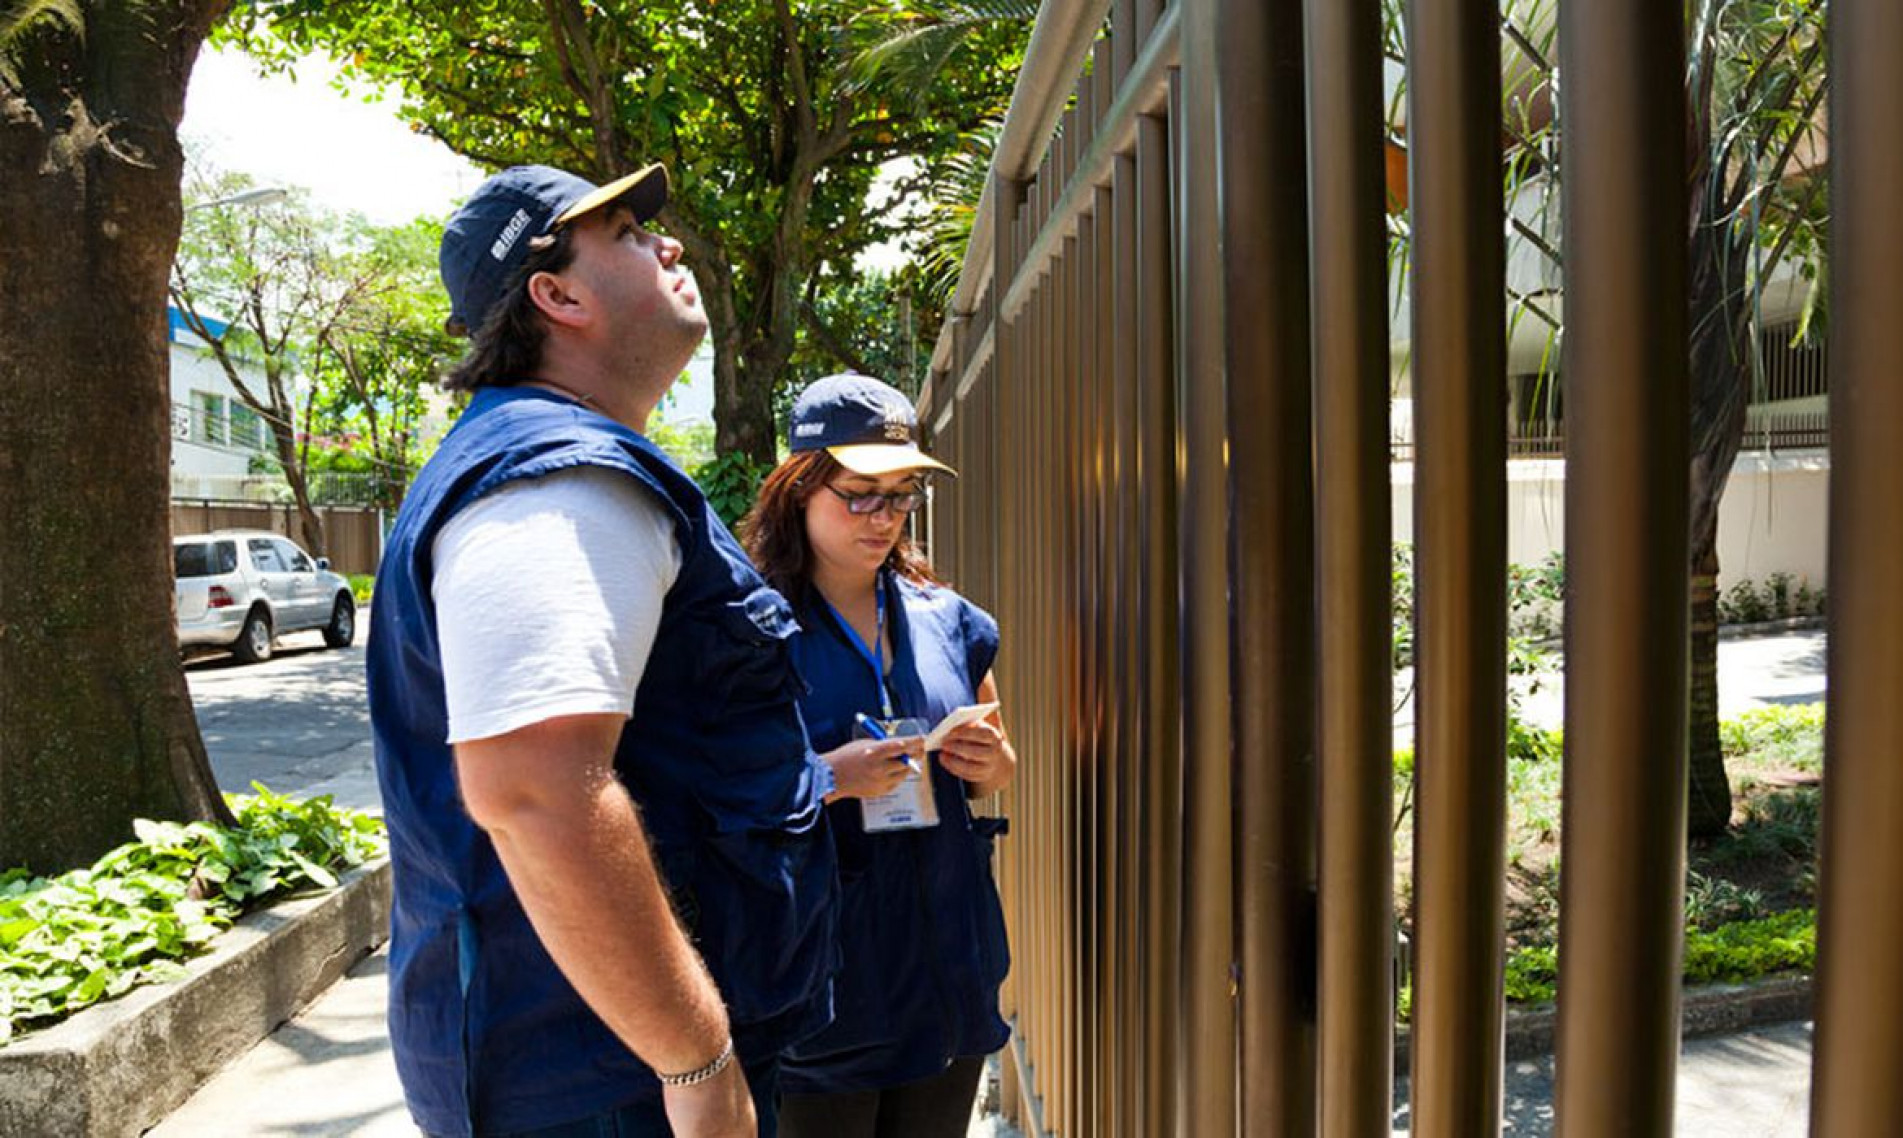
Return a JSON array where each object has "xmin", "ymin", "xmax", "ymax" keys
[
  {"xmin": 882, "ymin": 409, "xmax": 911, "ymax": 443},
  {"xmin": 491, "ymin": 208, "xmax": 534, "ymax": 261}
]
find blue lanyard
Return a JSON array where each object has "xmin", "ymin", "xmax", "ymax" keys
[{"xmin": 823, "ymin": 578, "xmax": 894, "ymax": 719}]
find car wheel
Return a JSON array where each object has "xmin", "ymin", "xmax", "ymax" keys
[
  {"xmin": 323, "ymin": 595, "xmax": 356, "ymax": 648},
  {"xmin": 232, "ymin": 608, "xmax": 274, "ymax": 664}
]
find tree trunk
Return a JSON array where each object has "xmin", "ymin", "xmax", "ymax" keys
[
  {"xmin": 694, "ymin": 256, "xmax": 781, "ymax": 469},
  {"xmin": 269, "ymin": 420, "xmax": 327, "ymax": 557},
  {"xmin": 0, "ymin": 2, "xmax": 234, "ymax": 873},
  {"xmin": 1682, "ymin": 182, "xmax": 1752, "ymax": 840},
  {"xmin": 714, "ymin": 351, "xmax": 781, "ymax": 470},
  {"xmin": 1686, "ymin": 546, "xmax": 1733, "ymax": 838}
]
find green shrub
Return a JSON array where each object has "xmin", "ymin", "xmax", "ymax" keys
[
  {"xmin": 1684, "ymin": 871, "xmax": 1767, "ymax": 930},
  {"xmin": 1505, "ymin": 944, "xmax": 1559, "ymax": 1004},
  {"xmin": 1708, "ymin": 787, "xmax": 1822, "ymax": 866},
  {"xmin": 1499, "ymin": 909, "xmax": 1814, "ymax": 1006},
  {"xmin": 0, "ymin": 786, "xmax": 384, "ymax": 1044},
  {"xmin": 1682, "ymin": 909, "xmax": 1815, "ymax": 985},
  {"xmin": 693, "ymin": 451, "xmax": 772, "ymax": 530},
  {"xmin": 1720, "ymin": 704, "xmax": 1825, "ymax": 772},
  {"xmin": 347, "ymin": 574, "xmax": 376, "ymax": 605},
  {"xmin": 1718, "ymin": 575, "xmax": 1825, "ymax": 624},
  {"xmin": 1391, "ymin": 543, "xmax": 1415, "ymax": 670}
]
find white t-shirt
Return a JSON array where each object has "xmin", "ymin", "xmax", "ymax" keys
[{"xmin": 431, "ymin": 466, "xmax": 683, "ymax": 744}]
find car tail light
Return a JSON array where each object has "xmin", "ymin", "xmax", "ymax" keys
[{"xmin": 207, "ymin": 586, "xmax": 235, "ymax": 609}]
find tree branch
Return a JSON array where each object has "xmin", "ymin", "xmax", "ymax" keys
[
  {"xmin": 774, "ymin": 0, "xmax": 817, "ymax": 150},
  {"xmin": 800, "ymin": 297, "xmax": 876, "ymax": 376},
  {"xmin": 539, "ymin": 0, "xmax": 622, "ymax": 177}
]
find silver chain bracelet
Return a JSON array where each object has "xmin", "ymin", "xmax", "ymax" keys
[{"xmin": 656, "ymin": 1036, "xmax": 735, "ymax": 1088}]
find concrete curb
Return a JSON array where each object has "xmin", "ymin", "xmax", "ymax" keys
[
  {"xmin": 0, "ymin": 859, "xmax": 392, "ymax": 1138},
  {"xmin": 1394, "ymin": 973, "xmax": 1811, "ymax": 1068},
  {"xmin": 1717, "ymin": 615, "xmax": 1825, "ymax": 642}
]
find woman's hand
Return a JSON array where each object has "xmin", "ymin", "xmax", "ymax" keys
[
  {"xmin": 820, "ymin": 736, "xmax": 923, "ymax": 803},
  {"xmin": 938, "ymin": 716, "xmax": 1016, "ymax": 797}
]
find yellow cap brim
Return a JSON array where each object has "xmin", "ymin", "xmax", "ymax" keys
[
  {"xmin": 828, "ymin": 444, "xmax": 958, "ymax": 478},
  {"xmin": 555, "ymin": 163, "xmax": 669, "ymax": 227}
]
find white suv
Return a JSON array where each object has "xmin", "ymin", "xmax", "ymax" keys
[{"xmin": 173, "ymin": 531, "xmax": 356, "ymax": 663}]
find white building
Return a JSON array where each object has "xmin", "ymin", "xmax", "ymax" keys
[{"xmin": 168, "ymin": 307, "xmax": 279, "ymax": 499}]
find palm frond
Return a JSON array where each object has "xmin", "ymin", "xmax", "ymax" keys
[
  {"xmin": 847, "ymin": 0, "xmax": 1040, "ymax": 96},
  {"xmin": 911, "ymin": 122, "xmax": 999, "ymax": 309}
]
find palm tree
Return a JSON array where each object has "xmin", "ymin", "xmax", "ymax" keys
[
  {"xmin": 1386, "ymin": 0, "xmax": 1827, "ymax": 838},
  {"xmin": 1681, "ymin": 0, "xmax": 1828, "ymax": 836},
  {"xmin": 847, "ymin": 0, "xmax": 1040, "ymax": 313}
]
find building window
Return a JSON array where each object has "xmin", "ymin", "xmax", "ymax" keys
[
  {"xmin": 231, "ymin": 402, "xmax": 266, "ymax": 452},
  {"xmin": 193, "ymin": 390, "xmax": 228, "ymax": 446}
]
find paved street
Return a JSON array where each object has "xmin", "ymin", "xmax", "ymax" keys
[{"xmin": 185, "ymin": 627, "xmax": 380, "ymax": 811}]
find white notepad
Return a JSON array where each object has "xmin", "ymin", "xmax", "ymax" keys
[{"xmin": 923, "ymin": 702, "xmax": 1001, "ymax": 751}]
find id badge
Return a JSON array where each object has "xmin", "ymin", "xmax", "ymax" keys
[{"xmin": 856, "ymin": 716, "xmax": 938, "ymax": 833}]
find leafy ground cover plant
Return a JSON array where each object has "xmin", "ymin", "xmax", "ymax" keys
[
  {"xmin": 0, "ymin": 786, "xmax": 384, "ymax": 1044},
  {"xmin": 1395, "ymin": 702, "xmax": 1826, "ymax": 1013},
  {"xmin": 1500, "ymin": 909, "xmax": 1816, "ymax": 1006}
]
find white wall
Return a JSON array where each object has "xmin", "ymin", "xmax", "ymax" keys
[
  {"xmin": 1391, "ymin": 450, "xmax": 1829, "ymax": 592},
  {"xmin": 168, "ymin": 313, "xmax": 279, "ymax": 493}
]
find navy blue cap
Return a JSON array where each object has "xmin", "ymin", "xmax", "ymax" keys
[
  {"xmin": 439, "ymin": 163, "xmax": 668, "ymax": 336},
  {"xmin": 788, "ymin": 374, "xmax": 956, "ymax": 477}
]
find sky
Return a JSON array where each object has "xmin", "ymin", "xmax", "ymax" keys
[{"xmin": 181, "ymin": 47, "xmax": 718, "ymax": 424}]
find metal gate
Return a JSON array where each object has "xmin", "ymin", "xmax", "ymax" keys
[{"xmin": 916, "ymin": 0, "xmax": 1902, "ymax": 1133}]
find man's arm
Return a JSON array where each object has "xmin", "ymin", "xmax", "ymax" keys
[{"xmin": 455, "ymin": 713, "xmax": 753, "ymax": 1136}]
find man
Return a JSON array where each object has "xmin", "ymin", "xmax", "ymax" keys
[{"xmin": 367, "ymin": 164, "xmax": 908, "ymax": 1137}]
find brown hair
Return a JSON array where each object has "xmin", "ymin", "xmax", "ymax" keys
[
  {"xmin": 740, "ymin": 449, "xmax": 943, "ymax": 599},
  {"xmin": 441, "ymin": 227, "xmax": 580, "ymax": 392}
]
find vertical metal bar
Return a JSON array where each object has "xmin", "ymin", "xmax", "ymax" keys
[
  {"xmin": 1136, "ymin": 108, "xmax": 1181, "ymax": 1138},
  {"xmin": 1067, "ymin": 217, "xmax": 1093, "ymax": 1136},
  {"xmin": 1114, "ymin": 0, "xmax": 1138, "ymax": 90},
  {"xmin": 1553, "ymin": 2, "xmax": 1690, "ymax": 1133},
  {"xmin": 1111, "ymin": 161, "xmax": 1140, "ymax": 1138},
  {"xmin": 1039, "ymin": 269, "xmax": 1058, "ymax": 1129},
  {"xmin": 1079, "ymin": 195, "xmax": 1106, "ymax": 1137},
  {"xmin": 1175, "ymin": 2, "xmax": 1239, "ymax": 1130},
  {"xmin": 1098, "ymin": 180, "xmax": 1118, "ymax": 1138},
  {"xmin": 1136, "ymin": 0, "xmax": 1163, "ymax": 47},
  {"xmin": 1404, "ymin": 0, "xmax": 1508, "ymax": 1131},
  {"xmin": 1813, "ymin": 1, "xmax": 1903, "ymax": 1132},
  {"xmin": 1219, "ymin": 0, "xmax": 1317, "ymax": 1134},
  {"xmin": 1305, "ymin": 0, "xmax": 1395, "ymax": 1131}
]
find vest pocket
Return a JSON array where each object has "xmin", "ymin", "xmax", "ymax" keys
[
  {"xmin": 969, "ymin": 815, "xmax": 1012, "ymax": 987},
  {"xmin": 695, "ymin": 587, "xmax": 807, "ymax": 719}
]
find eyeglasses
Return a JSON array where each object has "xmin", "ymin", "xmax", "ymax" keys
[{"xmin": 823, "ymin": 484, "xmax": 927, "ymax": 516}]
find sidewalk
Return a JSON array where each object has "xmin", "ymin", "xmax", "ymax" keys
[
  {"xmin": 150, "ymin": 944, "xmax": 1019, "ymax": 1136},
  {"xmin": 162, "ymin": 628, "xmax": 1825, "ymax": 1136},
  {"xmin": 173, "ymin": 633, "xmax": 1017, "ymax": 1136},
  {"xmin": 1392, "ymin": 1020, "xmax": 1814, "ymax": 1135}
]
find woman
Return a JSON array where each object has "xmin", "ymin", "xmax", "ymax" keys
[{"xmin": 742, "ymin": 373, "xmax": 1018, "ymax": 1137}]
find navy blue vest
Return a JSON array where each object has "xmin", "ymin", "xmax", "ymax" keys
[
  {"xmin": 778, "ymin": 573, "xmax": 1011, "ymax": 1095},
  {"xmin": 366, "ymin": 386, "xmax": 836, "ymax": 1136}
]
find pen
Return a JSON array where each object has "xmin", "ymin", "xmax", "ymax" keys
[{"xmin": 854, "ymin": 713, "xmax": 922, "ymax": 775}]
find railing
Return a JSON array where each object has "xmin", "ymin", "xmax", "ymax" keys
[
  {"xmin": 918, "ymin": 1, "xmax": 1901, "ymax": 1135},
  {"xmin": 169, "ymin": 471, "xmax": 389, "ymax": 508}
]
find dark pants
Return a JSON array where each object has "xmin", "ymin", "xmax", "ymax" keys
[
  {"xmin": 471, "ymin": 1056, "xmax": 782, "ymax": 1138},
  {"xmin": 777, "ymin": 1056, "xmax": 986, "ymax": 1138}
]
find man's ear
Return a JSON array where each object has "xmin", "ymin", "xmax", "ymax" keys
[{"xmin": 526, "ymin": 268, "xmax": 592, "ymax": 331}]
